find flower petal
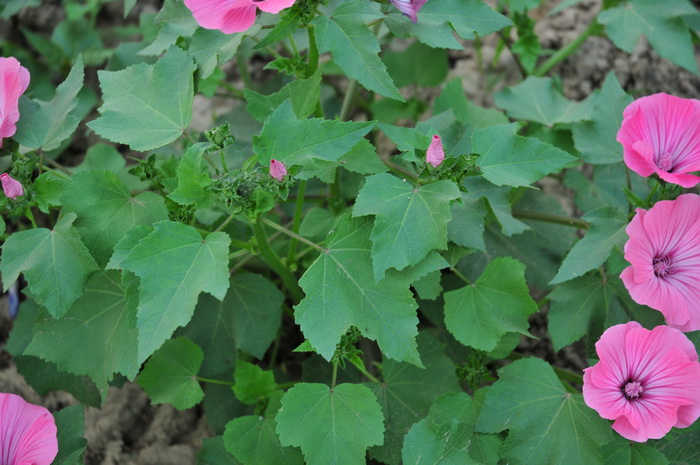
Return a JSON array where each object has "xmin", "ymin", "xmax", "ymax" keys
[
  {"xmin": 184, "ymin": 0, "xmax": 258, "ymax": 33},
  {"xmin": 0, "ymin": 57, "xmax": 31, "ymax": 143},
  {"xmin": 0, "ymin": 393, "xmax": 58, "ymax": 465},
  {"xmin": 254, "ymin": 0, "xmax": 296, "ymax": 14}
]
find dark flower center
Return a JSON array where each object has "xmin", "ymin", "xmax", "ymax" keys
[
  {"xmin": 623, "ymin": 380, "xmax": 643, "ymax": 400},
  {"xmin": 653, "ymin": 255, "xmax": 674, "ymax": 278}
]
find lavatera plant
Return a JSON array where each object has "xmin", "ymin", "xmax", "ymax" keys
[{"xmin": 1, "ymin": 0, "xmax": 700, "ymax": 463}]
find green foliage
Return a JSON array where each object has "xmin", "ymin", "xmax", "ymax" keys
[
  {"xmin": 444, "ymin": 257, "xmax": 538, "ymax": 351},
  {"xmin": 88, "ymin": 46, "xmax": 196, "ymax": 151},
  {"xmin": 54, "ymin": 404, "xmax": 88, "ymax": 465},
  {"xmin": 168, "ymin": 143, "xmax": 213, "ymax": 208},
  {"xmin": 384, "ymin": 41, "xmax": 449, "ymax": 87},
  {"xmin": 0, "ymin": 213, "xmax": 98, "ymax": 318},
  {"xmin": 245, "ymin": 71, "xmax": 322, "ymax": 122},
  {"xmin": 602, "ymin": 435, "xmax": 669, "ymax": 465},
  {"xmin": 599, "ymin": 0, "xmax": 699, "ymax": 74},
  {"xmin": 189, "ymin": 28, "xmax": 250, "ymax": 80},
  {"xmin": 276, "ymin": 383, "xmax": 385, "ymax": 465},
  {"xmin": 233, "ymin": 360, "xmax": 277, "ymax": 405},
  {"xmin": 14, "ymin": 56, "xmax": 85, "ymax": 151},
  {"xmin": 137, "ymin": 336, "xmax": 205, "ymax": 409},
  {"xmin": 224, "ymin": 416, "xmax": 304, "ymax": 465},
  {"xmin": 476, "ymin": 358, "xmax": 612, "ymax": 465},
  {"xmin": 295, "ymin": 214, "xmax": 421, "ymax": 366}
]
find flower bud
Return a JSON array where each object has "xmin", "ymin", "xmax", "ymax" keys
[
  {"xmin": 426, "ymin": 134, "xmax": 445, "ymax": 168},
  {"xmin": 269, "ymin": 159, "xmax": 288, "ymax": 181},
  {"xmin": 1, "ymin": 173, "xmax": 24, "ymax": 200}
]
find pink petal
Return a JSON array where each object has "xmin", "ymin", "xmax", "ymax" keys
[
  {"xmin": 269, "ymin": 158, "xmax": 287, "ymax": 181},
  {"xmin": 0, "ymin": 57, "xmax": 31, "ymax": 143},
  {"xmin": 1, "ymin": 173, "xmax": 24, "ymax": 200},
  {"xmin": 389, "ymin": 0, "xmax": 420, "ymax": 22},
  {"xmin": 426, "ymin": 134, "xmax": 445, "ymax": 168},
  {"xmin": 254, "ymin": 0, "xmax": 296, "ymax": 14},
  {"xmin": 0, "ymin": 393, "xmax": 58, "ymax": 465},
  {"xmin": 184, "ymin": 0, "xmax": 258, "ymax": 34}
]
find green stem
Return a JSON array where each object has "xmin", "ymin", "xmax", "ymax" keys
[
  {"xmin": 37, "ymin": 149, "xmax": 45, "ymax": 175},
  {"xmin": 251, "ymin": 219, "xmax": 305, "ymax": 303},
  {"xmin": 286, "ymin": 180, "xmax": 307, "ymax": 264},
  {"xmin": 307, "ymin": 25, "xmax": 319, "ymax": 77},
  {"xmin": 330, "ymin": 362, "xmax": 338, "ymax": 390},
  {"xmin": 497, "ymin": 30, "xmax": 527, "ymax": 78},
  {"xmin": 553, "ymin": 366, "xmax": 584, "ymax": 386},
  {"xmin": 213, "ymin": 211, "xmax": 237, "ymax": 233},
  {"xmin": 512, "ymin": 209, "xmax": 589, "ymax": 230},
  {"xmin": 44, "ymin": 157, "xmax": 73, "ymax": 176},
  {"xmin": 229, "ymin": 237, "xmax": 254, "ymax": 252},
  {"xmin": 339, "ymin": 79, "xmax": 359, "ymax": 121},
  {"xmin": 349, "ymin": 358, "xmax": 381, "ymax": 384},
  {"xmin": 25, "ymin": 208, "xmax": 37, "ymax": 228},
  {"xmin": 219, "ymin": 81, "xmax": 245, "ymax": 99},
  {"xmin": 197, "ymin": 376, "xmax": 235, "ymax": 386},
  {"xmin": 260, "ymin": 216, "xmax": 326, "ymax": 252},
  {"xmin": 237, "ymin": 48, "xmax": 254, "ymax": 89},
  {"xmin": 383, "ymin": 159, "xmax": 418, "ymax": 180},
  {"xmin": 533, "ymin": 20, "xmax": 600, "ymax": 77},
  {"xmin": 451, "ymin": 266, "xmax": 472, "ymax": 286}
]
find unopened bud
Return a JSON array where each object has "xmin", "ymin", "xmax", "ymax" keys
[
  {"xmin": 269, "ymin": 159, "xmax": 288, "ymax": 181},
  {"xmin": 426, "ymin": 134, "xmax": 445, "ymax": 168},
  {"xmin": 1, "ymin": 173, "xmax": 24, "ymax": 200}
]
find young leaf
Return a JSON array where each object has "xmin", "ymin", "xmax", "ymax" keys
[
  {"xmin": 476, "ymin": 358, "xmax": 612, "ymax": 465},
  {"xmin": 353, "ymin": 173, "xmax": 461, "ymax": 281},
  {"xmin": 572, "ymin": 72, "xmax": 633, "ymax": 164},
  {"xmin": 253, "ymin": 100, "xmax": 375, "ymax": 170},
  {"xmin": 14, "ymin": 56, "xmax": 85, "ymax": 151},
  {"xmin": 189, "ymin": 27, "xmax": 252, "ymax": 80},
  {"xmin": 473, "ymin": 123, "xmax": 576, "ymax": 187},
  {"xmin": 444, "ymin": 257, "xmax": 537, "ymax": 352},
  {"xmin": 224, "ymin": 416, "xmax": 304, "ymax": 465},
  {"xmin": 311, "ymin": 0, "xmax": 403, "ymax": 101},
  {"xmin": 25, "ymin": 270, "xmax": 140, "ymax": 389},
  {"xmin": 88, "ymin": 46, "xmax": 196, "ymax": 151},
  {"xmin": 550, "ymin": 206, "xmax": 628, "ymax": 284},
  {"xmin": 233, "ymin": 360, "xmax": 277, "ymax": 405},
  {"xmin": 244, "ymin": 71, "xmax": 322, "ymax": 122},
  {"xmin": 137, "ymin": 336, "xmax": 204, "ymax": 410},
  {"xmin": 61, "ymin": 170, "xmax": 169, "ymax": 267},
  {"xmin": 494, "ymin": 76, "xmax": 595, "ymax": 126},
  {"xmin": 599, "ymin": 0, "xmax": 698, "ymax": 74},
  {"xmin": 295, "ymin": 214, "xmax": 421, "ymax": 366},
  {"xmin": 168, "ymin": 143, "xmax": 213, "ymax": 208},
  {"xmin": 463, "ymin": 176, "xmax": 530, "ymax": 237},
  {"xmin": 32, "ymin": 172, "xmax": 68, "ymax": 214},
  {"xmin": 0, "ymin": 213, "xmax": 98, "ymax": 318},
  {"xmin": 276, "ymin": 383, "xmax": 385, "ymax": 465},
  {"xmin": 118, "ymin": 221, "xmax": 231, "ymax": 363}
]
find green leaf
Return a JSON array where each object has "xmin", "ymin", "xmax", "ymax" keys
[
  {"xmin": 385, "ymin": 0, "xmax": 512, "ymax": 49},
  {"xmin": 197, "ymin": 436, "xmax": 240, "ymax": 465},
  {"xmin": 0, "ymin": 213, "xmax": 98, "ymax": 318},
  {"xmin": 181, "ymin": 273, "xmax": 283, "ymax": 376},
  {"xmin": 254, "ymin": 6, "xmax": 302, "ymax": 49},
  {"xmin": 189, "ymin": 27, "xmax": 251, "ymax": 80},
  {"xmin": 494, "ymin": 76, "xmax": 595, "ymax": 126},
  {"xmin": 61, "ymin": 170, "xmax": 169, "ymax": 266},
  {"xmin": 384, "ymin": 41, "xmax": 448, "ymax": 87},
  {"xmin": 295, "ymin": 215, "xmax": 421, "ymax": 366},
  {"xmin": 602, "ymin": 435, "xmax": 669, "ymax": 465},
  {"xmin": 276, "ymin": 383, "xmax": 385, "ymax": 465},
  {"xmin": 338, "ymin": 139, "xmax": 388, "ymax": 175},
  {"xmin": 139, "ymin": 0, "xmax": 198, "ymax": 56},
  {"xmin": 32, "ymin": 171, "xmax": 68, "ymax": 213},
  {"xmin": 233, "ymin": 360, "xmax": 277, "ymax": 405},
  {"xmin": 599, "ymin": 0, "xmax": 698, "ymax": 74},
  {"xmin": 564, "ymin": 164, "xmax": 649, "ymax": 213},
  {"xmin": 354, "ymin": 173, "xmax": 461, "ymax": 281},
  {"xmin": 73, "ymin": 143, "xmax": 148, "ymax": 191},
  {"xmin": 244, "ymin": 71, "xmax": 322, "ymax": 122},
  {"xmin": 253, "ymin": 100, "xmax": 375, "ymax": 169},
  {"xmin": 656, "ymin": 425, "xmax": 700, "ymax": 464},
  {"xmin": 168, "ymin": 143, "xmax": 213, "ymax": 208},
  {"xmin": 434, "ymin": 79, "xmax": 509, "ymax": 127},
  {"xmin": 551, "ymin": 206, "xmax": 628, "ymax": 284},
  {"xmin": 311, "ymin": 0, "xmax": 403, "ymax": 101},
  {"xmin": 572, "ymin": 72, "xmax": 633, "ymax": 164},
  {"xmin": 368, "ymin": 332, "xmax": 461, "ymax": 465},
  {"xmin": 14, "ymin": 56, "xmax": 84, "ymax": 151},
  {"xmin": 88, "ymin": 46, "xmax": 196, "ymax": 151},
  {"xmin": 476, "ymin": 358, "xmax": 612, "ymax": 465},
  {"xmin": 463, "ymin": 176, "xmax": 530, "ymax": 237},
  {"xmin": 54, "ymin": 404, "xmax": 87, "ymax": 465},
  {"xmin": 116, "ymin": 221, "xmax": 231, "ymax": 363},
  {"xmin": 444, "ymin": 257, "xmax": 537, "ymax": 351},
  {"xmin": 448, "ymin": 191, "xmax": 488, "ymax": 252},
  {"xmin": 25, "ymin": 270, "xmax": 139, "ymax": 388},
  {"xmin": 137, "ymin": 336, "xmax": 204, "ymax": 409},
  {"xmin": 224, "ymin": 416, "xmax": 303, "ymax": 465},
  {"xmin": 473, "ymin": 123, "xmax": 576, "ymax": 187}
]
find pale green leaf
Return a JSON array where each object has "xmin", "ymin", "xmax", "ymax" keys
[
  {"xmin": 189, "ymin": 27, "xmax": 253, "ymax": 80},
  {"xmin": 233, "ymin": 360, "xmax": 277, "ymax": 405},
  {"xmin": 245, "ymin": 71, "xmax": 322, "ymax": 122},
  {"xmin": 168, "ymin": 143, "xmax": 213, "ymax": 208},
  {"xmin": 224, "ymin": 416, "xmax": 303, "ymax": 465}
]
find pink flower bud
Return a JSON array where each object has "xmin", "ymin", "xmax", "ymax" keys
[
  {"xmin": 426, "ymin": 134, "xmax": 445, "ymax": 168},
  {"xmin": 269, "ymin": 159, "xmax": 288, "ymax": 181},
  {"xmin": 0, "ymin": 56, "xmax": 31, "ymax": 147},
  {"xmin": 1, "ymin": 173, "xmax": 23, "ymax": 200}
]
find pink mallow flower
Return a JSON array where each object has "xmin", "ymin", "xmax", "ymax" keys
[
  {"xmin": 426, "ymin": 134, "xmax": 445, "ymax": 168},
  {"xmin": 0, "ymin": 393, "xmax": 58, "ymax": 465},
  {"xmin": 1, "ymin": 173, "xmax": 24, "ymax": 200},
  {"xmin": 184, "ymin": 0, "xmax": 296, "ymax": 34},
  {"xmin": 583, "ymin": 322, "xmax": 700, "ymax": 442},
  {"xmin": 620, "ymin": 194, "xmax": 700, "ymax": 332},
  {"xmin": 269, "ymin": 158, "xmax": 287, "ymax": 181},
  {"xmin": 0, "ymin": 57, "xmax": 31, "ymax": 147},
  {"xmin": 389, "ymin": 0, "xmax": 429, "ymax": 23},
  {"xmin": 617, "ymin": 93, "xmax": 700, "ymax": 188}
]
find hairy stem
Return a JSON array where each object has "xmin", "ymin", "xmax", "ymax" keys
[
  {"xmin": 512, "ymin": 209, "xmax": 589, "ymax": 229},
  {"xmin": 251, "ymin": 219, "xmax": 305, "ymax": 302},
  {"xmin": 533, "ymin": 20, "xmax": 600, "ymax": 77},
  {"xmin": 260, "ymin": 216, "xmax": 326, "ymax": 252}
]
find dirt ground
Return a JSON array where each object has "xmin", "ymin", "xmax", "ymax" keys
[{"xmin": 1, "ymin": 0, "xmax": 699, "ymax": 463}]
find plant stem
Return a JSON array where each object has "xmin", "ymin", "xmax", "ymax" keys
[
  {"xmin": 512, "ymin": 209, "xmax": 589, "ymax": 229},
  {"xmin": 533, "ymin": 20, "xmax": 600, "ymax": 77},
  {"xmin": 260, "ymin": 216, "xmax": 326, "ymax": 252},
  {"xmin": 339, "ymin": 79, "xmax": 359, "ymax": 121},
  {"xmin": 553, "ymin": 366, "xmax": 584, "ymax": 386},
  {"xmin": 349, "ymin": 358, "xmax": 381, "ymax": 384},
  {"xmin": 237, "ymin": 48, "xmax": 254, "ymax": 89},
  {"xmin": 44, "ymin": 157, "xmax": 73, "ymax": 176},
  {"xmin": 197, "ymin": 376, "xmax": 235, "ymax": 386},
  {"xmin": 286, "ymin": 180, "xmax": 307, "ymax": 264},
  {"xmin": 213, "ymin": 211, "xmax": 237, "ymax": 233},
  {"xmin": 307, "ymin": 25, "xmax": 319, "ymax": 77},
  {"xmin": 450, "ymin": 265, "xmax": 472, "ymax": 285},
  {"xmin": 382, "ymin": 159, "xmax": 418, "ymax": 180},
  {"xmin": 251, "ymin": 219, "xmax": 305, "ymax": 302},
  {"xmin": 331, "ymin": 362, "xmax": 338, "ymax": 390},
  {"xmin": 497, "ymin": 30, "xmax": 528, "ymax": 78}
]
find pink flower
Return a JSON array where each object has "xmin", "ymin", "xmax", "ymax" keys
[
  {"xmin": 583, "ymin": 322, "xmax": 700, "ymax": 442},
  {"xmin": 389, "ymin": 0, "xmax": 429, "ymax": 23},
  {"xmin": 426, "ymin": 134, "xmax": 445, "ymax": 168},
  {"xmin": 1, "ymin": 173, "xmax": 24, "ymax": 200},
  {"xmin": 184, "ymin": 0, "xmax": 296, "ymax": 34},
  {"xmin": 0, "ymin": 393, "xmax": 58, "ymax": 465},
  {"xmin": 269, "ymin": 158, "xmax": 287, "ymax": 181},
  {"xmin": 617, "ymin": 93, "xmax": 700, "ymax": 188},
  {"xmin": 620, "ymin": 194, "xmax": 700, "ymax": 332},
  {"xmin": 0, "ymin": 57, "xmax": 31, "ymax": 147}
]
